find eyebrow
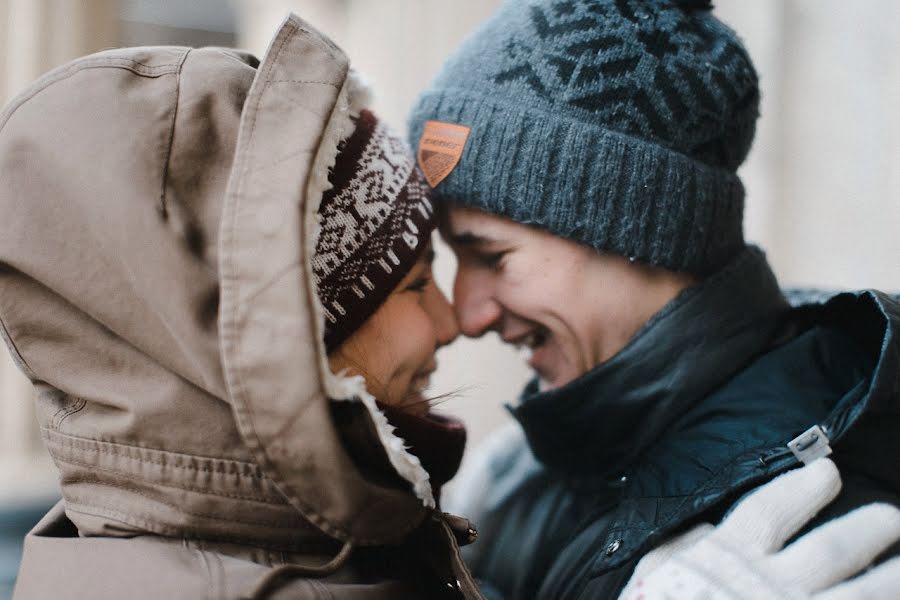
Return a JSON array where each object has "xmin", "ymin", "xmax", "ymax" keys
[{"xmin": 444, "ymin": 231, "xmax": 495, "ymax": 247}]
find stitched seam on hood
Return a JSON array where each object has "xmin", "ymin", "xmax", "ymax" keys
[
  {"xmin": 43, "ymin": 428, "xmax": 268, "ymax": 478},
  {"xmin": 64, "ymin": 478, "xmax": 303, "ymax": 528},
  {"xmin": 51, "ymin": 397, "xmax": 87, "ymax": 429},
  {"xmin": 158, "ymin": 48, "xmax": 191, "ymax": 218},
  {"xmin": 0, "ymin": 54, "xmax": 186, "ymax": 132},
  {"xmin": 54, "ymin": 454, "xmax": 286, "ymax": 505},
  {"xmin": 64, "ymin": 503, "xmax": 330, "ymax": 553},
  {"xmin": 0, "ymin": 307, "xmax": 38, "ymax": 379}
]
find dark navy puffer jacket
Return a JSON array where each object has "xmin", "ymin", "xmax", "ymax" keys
[{"xmin": 447, "ymin": 247, "xmax": 900, "ymax": 600}]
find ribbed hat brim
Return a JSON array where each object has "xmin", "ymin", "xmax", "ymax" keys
[{"xmin": 410, "ymin": 91, "xmax": 746, "ymax": 275}]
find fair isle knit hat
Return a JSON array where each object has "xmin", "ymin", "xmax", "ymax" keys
[
  {"xmin": 314, "ymin": 110, "xmax": 435, "ymax": 352},
  {"xmin": 408, "ymin": 0, "xmax": 759, "ymax": 275}
]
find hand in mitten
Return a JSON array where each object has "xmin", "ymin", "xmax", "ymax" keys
[{"xmin": 620, "ymin": 458, "xmax": 900, "ymax": 599}]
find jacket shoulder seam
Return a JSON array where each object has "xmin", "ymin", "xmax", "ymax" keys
[{"xmin": 0, "ymin": 52, "xmax": 189, "ymax": 133}]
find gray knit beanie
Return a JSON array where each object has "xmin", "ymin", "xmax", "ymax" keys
[{"xmin": 408, "ymin": 0, "xmax": 759, "ymax": 275}]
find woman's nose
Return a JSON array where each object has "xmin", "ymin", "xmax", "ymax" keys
[{"xmin": 429, "ymin": 284, "xmax": 460, "ymax": 348}]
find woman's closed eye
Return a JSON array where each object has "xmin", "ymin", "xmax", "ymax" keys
[{"xmin": 405, "ymin": 272, "xmax": 432, "ymax": 293}]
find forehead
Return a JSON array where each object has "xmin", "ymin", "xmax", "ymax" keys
[{"xmin": 442, "ymin": 205, "xmax": 544, "ymax": 244}]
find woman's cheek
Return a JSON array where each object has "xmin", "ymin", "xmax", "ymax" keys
[
  {"xmin": 411, "ymin": 307, "xmax": 439, "ymax": 361},
  {"xmin": 391, "ymin": 310, "xmax": 438, "ymax": 398}
]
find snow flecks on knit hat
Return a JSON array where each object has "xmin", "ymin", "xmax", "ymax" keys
[{"xmin": 314, "ymin": 110, "xmax": 436, "ymax": 353}]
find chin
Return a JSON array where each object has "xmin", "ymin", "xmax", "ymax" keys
[{"xmin": 538, "ymin": 367, "xmax": 581, "ymax": 391}]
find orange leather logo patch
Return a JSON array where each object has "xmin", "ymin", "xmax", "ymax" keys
[{"xmin": 417, "ymin": 120, "xmax": 470, "ymax": 188}]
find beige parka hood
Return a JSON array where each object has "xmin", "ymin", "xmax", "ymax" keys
[{"xmin": 0, "ymin": 14, "xmax": 460, "ymax": 578}]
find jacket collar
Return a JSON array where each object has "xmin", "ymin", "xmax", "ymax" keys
[{"xmin": 510, "ymin": 246, "xmax": 790, "ymax": 474}]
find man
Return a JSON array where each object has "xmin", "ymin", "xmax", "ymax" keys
[{"xmin": 407, "ymin": 0, "xmax": 900, "ymax": 598}]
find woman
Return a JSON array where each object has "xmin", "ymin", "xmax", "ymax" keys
[{"xmin": 0, "ymin": 15, "xmax": 480, "ymax": 599}]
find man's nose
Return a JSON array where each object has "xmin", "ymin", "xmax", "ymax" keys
[{"xmin": 453, "ymin": 268, "xmax": 501, "ymax": 338}]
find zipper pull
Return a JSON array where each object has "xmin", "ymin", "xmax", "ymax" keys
[
  {"xmin": 442, "ymin": 512, "xmax": 478, "ymax": 546},
  {"xmin": 787, "ymin": 425, "xmax": 832, "ymax": 465}
]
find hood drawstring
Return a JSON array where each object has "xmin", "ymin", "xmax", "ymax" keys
[{"xmin": 246, "ymin": 540, "xmax": 354, "ymax": 600}]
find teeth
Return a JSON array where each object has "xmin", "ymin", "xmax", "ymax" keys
[
  {"xmin": 516, "ymin": 344, "xmax": 534, "ymax": 361},
  {"xmin": 515, "ymin": 330, "xmax": 546, "ymax": 349}
]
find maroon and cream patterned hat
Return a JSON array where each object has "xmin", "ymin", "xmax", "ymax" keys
[{"xmin": 314, "ymin": 109, "xmax": 436, "ymax": 353}]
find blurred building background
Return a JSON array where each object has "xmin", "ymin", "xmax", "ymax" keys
[{"xmin": 0, "ymin": 0, "xmax": 898, "ymax": 596}]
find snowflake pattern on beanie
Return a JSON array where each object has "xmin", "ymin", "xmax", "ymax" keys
[{"xmin": 314, "ymin": 110, "xmax": 435, "ymax": 352}]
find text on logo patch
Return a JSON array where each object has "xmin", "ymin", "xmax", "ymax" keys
[{"xmin": 417, "ymin": 120, "xmax": 470, "ymax": 188}]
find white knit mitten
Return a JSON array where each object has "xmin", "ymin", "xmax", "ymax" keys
[{"xmin": 620, "ymin": 458, "xmax": 900, "ymax": 599}]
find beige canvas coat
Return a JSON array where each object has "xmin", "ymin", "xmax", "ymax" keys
[{"xmin": 0, "ymin": 15, "xmax": 482, "ymax": 600}]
